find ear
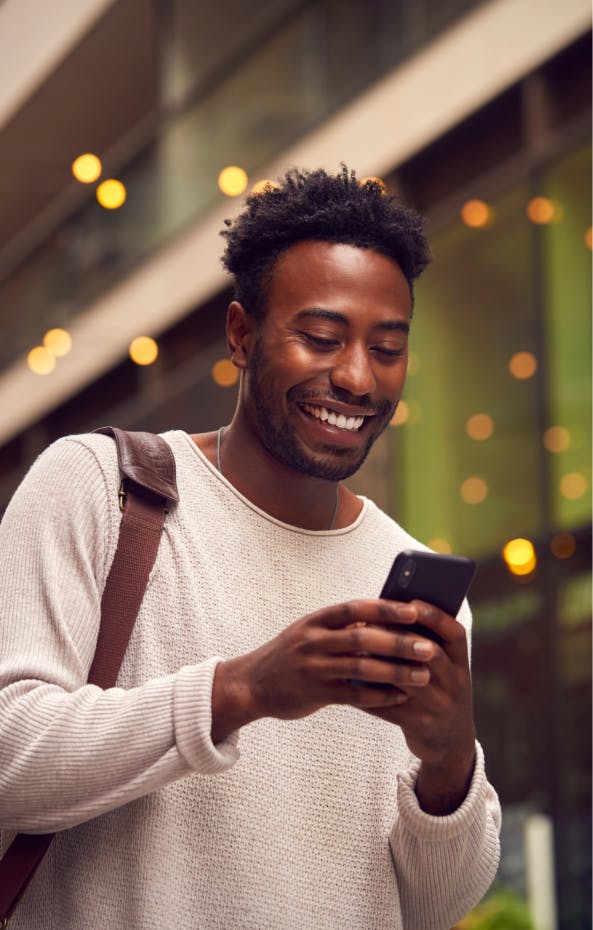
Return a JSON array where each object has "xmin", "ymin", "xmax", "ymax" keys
[{"xmin": 226, "ymin": 301, "xmax": 255, "ymax": 370}]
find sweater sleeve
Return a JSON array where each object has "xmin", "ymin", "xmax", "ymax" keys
[
  {"xmin": 0, "ymin": 436, "xmax": 239, "ymax": 834},
  {"xmin": 389, "ymin": 740, "xmax": 501, "ymax": 929}
]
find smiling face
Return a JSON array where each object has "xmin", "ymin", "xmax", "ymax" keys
[{"xmin": 232, "ymin": 241, "xmax": 413, "ymax": 481}]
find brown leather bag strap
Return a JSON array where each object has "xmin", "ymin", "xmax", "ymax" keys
[{"xmin": 0, "ymin": 428, "xmax": 178, "ymax": 926}]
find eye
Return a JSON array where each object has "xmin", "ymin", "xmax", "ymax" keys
[
  {"xmin": 302, "ymin": 333, "xmax": 340, "ymax": 351},
  {"xmin": 371, "ymin": 345, "xmax": 407, "ymax": 359}
]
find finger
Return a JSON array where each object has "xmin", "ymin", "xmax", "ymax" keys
[
  {"xmin": 323, "ymin": 654, "xmax": 432, "ymax": 689},
  {"xmin": 310, "ymin": 599, "xmax": 425, "ymax": 631},
  {"xmin": 329, "ymin": 679, "xmax": 410, "ymax": 710},
  {"xmin": 405, "ymin": 601, "xmax": 469, "ymax": 659},
  {"xmin": 319, "ymin": 624, "xmax": 438, "ymax": 664}
]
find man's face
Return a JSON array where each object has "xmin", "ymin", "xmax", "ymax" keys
[{"xmin": 241, "ymin": 241, "xmax": 412, "ymax": 481}]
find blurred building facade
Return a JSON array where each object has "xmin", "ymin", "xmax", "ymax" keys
[{"xmin": 0, "ymin": 1, "xmax": 591, "ymax": 926}]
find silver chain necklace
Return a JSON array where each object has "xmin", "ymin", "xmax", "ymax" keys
[{"xmin": 216, "ymin": 427, "xmax": 339, "ymax": 530}]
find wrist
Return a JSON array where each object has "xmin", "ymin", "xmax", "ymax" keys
[
  {"xmin": 211, "ymin": 656, "xmax": 260, "ymax": 744},
  {"xmin": 416, "ymin": 744, "xmax": 476, "ymax": 816}
]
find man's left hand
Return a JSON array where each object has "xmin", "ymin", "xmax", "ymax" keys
[{"xmin": 365, "ymin": 601, "xmax": 477, "ymax": 815}]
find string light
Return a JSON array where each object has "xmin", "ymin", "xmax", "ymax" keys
[
  {"xmin": 72, "ymin": 153, "xmax": 102, "ymax": 184},
  {"xmin": 461, "ymin": 199, "xmax": 492, "ymax": 228},
  {"xmin": 43, "ymin": 328, "xmax": 72, "ymax": 357},
  {"xmin": 218, "ymin": 166, "xmax": 248, "ymax": 197},
  {"xmin": 526, "ymin": 197, "xmax": 557, "ymax": 224},
  {"xmin": 559, "ymin": 472, "xmax": 587, "ymax": 500},
  {"xmin": 466, "ymin": 413, "xmax": 494, "ymax": 441},
  {"xmin": 509, "ymin": 351, "xmax": 537, "ymax": 380},
  {"xmin": 543, "ymin": 426, "xmax": 570, "ymax": 453},
  {"xmin": 212, "ymin": 359, "xmax": 239, "ymax": 386},
  {"xmin": 427, "ymin": 538, "xmax": 452, "ymax": 554},
  {"xmin": 503, "ymin": 538, "xmax": 536, "ymax": 576},
  {"xmin": 27, "ymin": 346, "xmax": 56, "ymax": 375},
  {"xmin": 250, "ymin": 179, "xmax": 278, "ymax": 195},
  {"xmin": 129, "ymin": 337, "xmax": 158, "ymax": 366},
  {"xmin": 360, "ymin": 176, "xmax": 386, "ymax": 192},
  {"xmin": 460, "ymin": 477, "xmax": 488, "ymax": 504},
  {"xmin": 390, "ymin": 400, "xmax": 409, "ymax": 426},
  {"xmin": 407, "ymin": 351, "xmax": 420, "ymax": 375},
  {"xmin": 97, "ymin": 179, "xmax": 126, "ymax": 210}
]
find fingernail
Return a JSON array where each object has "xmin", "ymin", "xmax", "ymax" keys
[
  {"xmin": 410, "ymin": 668, "xmax": 430, "ymax": 684},
  {"xmin": 413, "ymin": 640, "xmax": 433, "ymax": 658}
]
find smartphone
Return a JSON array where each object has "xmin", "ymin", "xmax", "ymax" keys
[{"xmin": 380, "ymin": 549, "xmax": 476, "ymax": 641}]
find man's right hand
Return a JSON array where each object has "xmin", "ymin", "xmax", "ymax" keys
[{"xmin": 210, "ymin": 599, "xmax": 433, "ymax": 743}]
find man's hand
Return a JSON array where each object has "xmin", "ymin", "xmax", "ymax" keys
[
  {"xmin": 211, "ymin": 597, "xmax": 476, "ymax": 814},
  {"xmin": 366, "ymin": 600, "xmax": 477, "ymax": 815},
  {"xmin": 211, "ymin": 599, "xmax": 438, "ymax": 741}
]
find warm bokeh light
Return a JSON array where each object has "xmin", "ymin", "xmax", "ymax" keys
[
  {"xmin": 360, "ymin": 176, "xmax": 386, "ymax": 192},
  {"xmin": 460, "ymin": 476, "xmax": 488, "ymax": 504},
  {"xmin": 390, "ymin": 400, "xmax": 409, "ymax": 426},
  {"xmin": 129, "ymin": 336, "xmax": 158, "ymax": 366},
  {"xmin": 461, "ymin": 199, "xmax": 492, "ymax": 228},
  {"xmin": 72, "ymin": 153, "xmax": 102, "ymax": 184},
  {"xmin": 549, "ymin": 532, "xmax": 576, "ymax": 559},
  {"xmin": 250, "ymin": 179, "xmax": 278, "ymax": 195},
  {"xmin": 427, "ymin": 538, "xmax": 452, "ymax": 554},
  {"xmin": 559, "ymin": 472, "xmax": 587, "ymax": 500},
  {"xmin": 96, "ymin": 179, "xmax": 126, "ymax": 209},
  {"xmin": 503, "ymin": 538, "xmax": 536, "ymax": 576},
  {"xmin": 43, "ymin": 328, "xmax": 72, "ymax": 357},
  {"xmin": 509, "ymin": 351, "xmax": 537, "ymax": 380},
  {"xmin": 218, "ymin": 166, "xmax": 248, "ymax": 197},
  {"xmin": 407, "ymin": 351, "xmax": 420, "ymax": 375},
  {"xmin": 466, "ymin": 413, "xmax": 494, "ymax": 441},
  {"xmin": 526, "ymin": 196, "xmax": 557, "ymax": 224},
  {"xmin": 585, "ymin": 227, "xmax": 592, "ymax": 250},
  {"xmin": 543, "ymin": 425, "xmax": 571, "ymax": 453},
  {"xmin": 27, "ymin": 346, "xmax": 56, "ymax": 375},
  {"xmin": 212, "ymin": 359, "xmax": 239, "ymax": 387}
]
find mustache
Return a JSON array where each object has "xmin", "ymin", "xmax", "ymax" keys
[{"xmin": 292, "ymin": 388, "xmax": 392, "ymax": 419}]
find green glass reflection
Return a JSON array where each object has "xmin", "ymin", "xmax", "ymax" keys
[
  {"xmin": 541, "ymin": 145, "xmax": 592, "ymax": 529},
  {"xmin": 399, "ymin": 183, "xmax": 543, "ymax": 557}
]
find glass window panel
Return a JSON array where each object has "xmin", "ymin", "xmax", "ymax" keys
[
  {"xmin": 397, "ymin": 183, "xmax": 542, "ymax": 557},
  {"xmin": 541, "ymin": 145, "xmax": 592, "ymax": 529}
]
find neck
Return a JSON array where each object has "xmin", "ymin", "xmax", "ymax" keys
[{"xmin": 195, "ymin": 418, "xmax": 356, "ymax": 531}]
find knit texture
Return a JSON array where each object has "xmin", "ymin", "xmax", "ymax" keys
[{"xmin": 0, "ymin": 431, "xmax": 500, "ymax": 929}]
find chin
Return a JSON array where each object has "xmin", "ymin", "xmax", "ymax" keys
[{"xmin": 291, "ymin": 440, "xmax": 375, "ymax": 481}]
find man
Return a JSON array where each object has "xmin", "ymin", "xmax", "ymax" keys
[{"xmin": 0, "ymin": 166, "xmax": 500, "ymax": 928}]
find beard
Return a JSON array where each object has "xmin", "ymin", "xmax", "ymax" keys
[{"xmin": 246, "ymin": 337, "xmax": 397, "ymax": 481}]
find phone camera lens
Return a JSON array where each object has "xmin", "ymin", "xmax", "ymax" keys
[{"xmin": 398, "ymin": 559, "xmax": 416, "ymax": 588}]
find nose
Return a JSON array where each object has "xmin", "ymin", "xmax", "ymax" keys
[{"xmin": 329, "ymin": 343, "xmax": 376, "ymax": 397}]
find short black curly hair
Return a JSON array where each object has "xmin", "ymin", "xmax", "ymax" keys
[{"xmin": 220, "ymin": 165, "xmax": 430, "ymax": 319}]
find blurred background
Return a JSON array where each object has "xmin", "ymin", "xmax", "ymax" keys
[{"xmin": 0, "ymin": 0, "xmax": 590, "ymax": 926}]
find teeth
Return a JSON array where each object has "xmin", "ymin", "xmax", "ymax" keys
[{"xmin": 302, "ymin": 404, "xmax": 365, "ymax": 431}]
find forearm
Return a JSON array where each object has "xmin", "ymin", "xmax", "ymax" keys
[
  {"xmin": 390, "ymin": 741, "xmax": 501, "ymax": 930},
  {"xmin": 0, "ymin": 659, "xmax": 238, "ymax": 833}
]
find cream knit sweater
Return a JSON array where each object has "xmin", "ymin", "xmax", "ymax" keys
[{"xmin": 0, "ymin": 431, "xmax": 500, "ymax": 929}]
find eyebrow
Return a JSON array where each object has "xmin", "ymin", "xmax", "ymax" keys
[{"xmin": 294, "ymin": 307, "xmax": 410, "ymax": 334}]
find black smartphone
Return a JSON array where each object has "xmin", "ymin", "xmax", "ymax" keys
[{"xmin": 380, "ymin": 549, "xmax": 476, "ymax": 641}]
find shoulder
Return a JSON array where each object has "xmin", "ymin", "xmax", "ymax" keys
[
  {"xmin": 16, "ymin": 432, "xmax": 121, "ymax": 513},
  {"xmin": 357, "ymin": 497, "xmax": 432, "ymax": 553},
  {"xmin": 1, "ymin": 432, "xmax": 123, "ymax": 594},
  {"xmin": 3, "ymin": 431, "xmax": 121, "ymax": 552}
]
